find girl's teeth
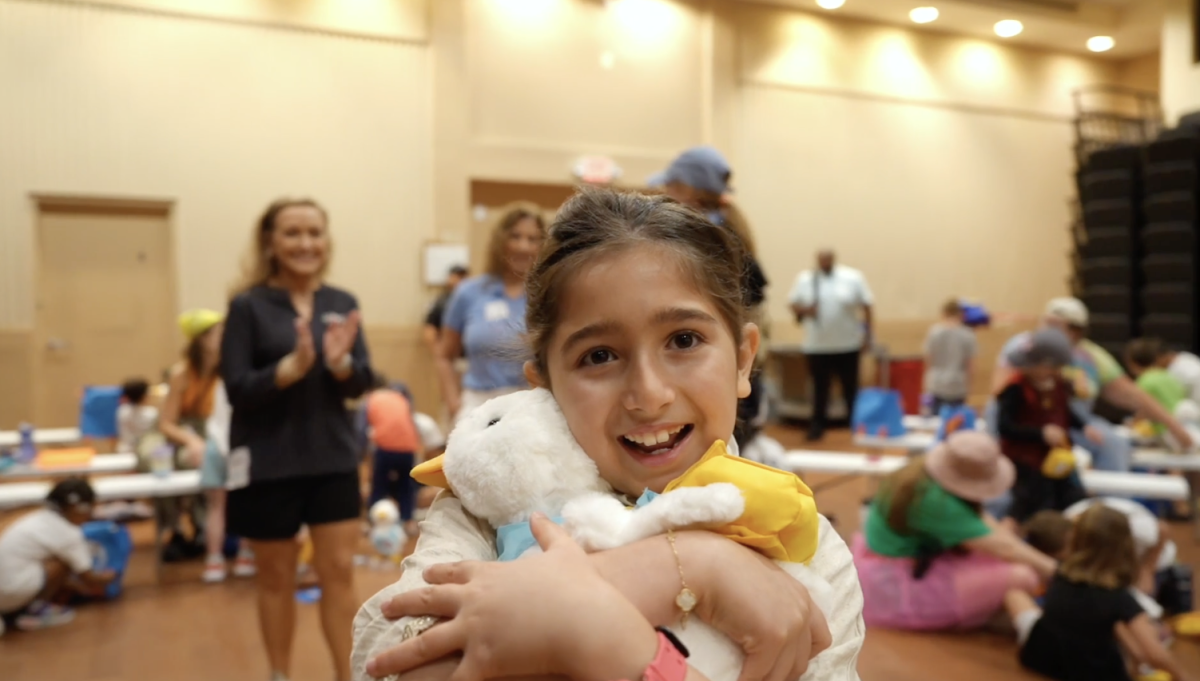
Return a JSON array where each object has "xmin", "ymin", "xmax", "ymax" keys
[{"xmin": 625, "ymin": 426, "xmax": 685, "ymax": 447}]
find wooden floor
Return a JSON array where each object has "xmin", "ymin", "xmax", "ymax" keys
[{"xmin": 1, "ymin": 425, "xmax": 1197, "ymax": 681}]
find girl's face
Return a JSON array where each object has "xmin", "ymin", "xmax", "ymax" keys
[
  {"xmin": 1024, "ymin": 363, "xmax": 1060, "ymax": 389},
  {"xmin": 505, "ymin": 217, "xmax": 544, "ymax": 279},
  {"xmin": 530, "ymin": 247, "xmax": 759, "ymax": 496},
  {"xmin": 270, "ymin": 205, "xmax": 329, "ymax": 279}
]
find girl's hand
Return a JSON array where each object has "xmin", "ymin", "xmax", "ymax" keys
[
  {"xmin": 1042, "ymin": 424, "xmax": 1068, "ymax": 447},
  {"xmin": 1083, "ymin": 425, "xmax": 1105, "ymax": 445},
  {"xmin": 184, "ymin": 437, "xmax": 206, "ymax": 468},
  {"xmin": 367, "ymin": 514, "xmax": 659, "ymax": 681},
  {"xmin": 693, "ymin": 544, "xmax": 832, "ymax": 681},
  {"xmin": 323, "ymin": 310, "xmax": 361, "ymax": 369}
]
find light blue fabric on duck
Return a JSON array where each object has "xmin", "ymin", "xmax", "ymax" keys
[{"xmin": 494, "ymin": 492, "xmax": 660, "ymax": 562}]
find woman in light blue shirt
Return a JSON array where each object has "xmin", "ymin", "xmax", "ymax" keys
[{"xmin": 436, "ymin": 203, "xmax": 545, "ymax": 422}]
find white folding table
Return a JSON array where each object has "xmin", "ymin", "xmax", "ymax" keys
[
  {"xmin": 1, "ymin": 453, "xmax": 138, "ymax": 479},
  {"xmin": 0, "ymin": 427, "xmax": 83, "ymax": 448}
]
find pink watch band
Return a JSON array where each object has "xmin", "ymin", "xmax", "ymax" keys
[{"xmin": 624, "ymin": 631, "xmax": 688, "ymax": 681}]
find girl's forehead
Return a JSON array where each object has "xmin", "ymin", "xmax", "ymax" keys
[{"xmin": 553, "ymin": 250, "xmax": 723, "ymax": 328}]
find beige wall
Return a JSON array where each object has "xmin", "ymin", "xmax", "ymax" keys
[
  {"xmin": 0, "ymin": 0, "xmax": 1150, "ymax": 423},
  {"xmin": 1119, "ymin": 52, "xmax": 1162, "ymax": 92},
  {"xmin": 1162, "ymin": 0, "xmax": 1200, "ymax": 124},
  {"xmin": 64, "ymin": 0, "xmax": 430, "ymax": 41},
  {"xmin": 0, "ymin": 0, "xmax": 433, "ymax": 330},
  {"xmin": 728, "ymin": 3, "xmax": 1120, "ymax": 337}
]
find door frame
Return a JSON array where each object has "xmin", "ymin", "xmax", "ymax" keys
[{"xmin": 30, "ymin": 193, "xmax": 178, "ymax": 426}]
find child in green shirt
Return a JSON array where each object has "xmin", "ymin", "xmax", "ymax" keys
[{"xmin": 1125, "ymin": 339, "xmax": 1191, "ymax": 435}]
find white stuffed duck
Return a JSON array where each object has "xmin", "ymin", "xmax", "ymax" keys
[{"xmin": 411, "ymin": 388, "xmax": 833, "ymax": 681}]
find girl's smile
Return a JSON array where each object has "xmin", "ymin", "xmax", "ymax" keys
[{"xmin": 529, "ymin": 246, "xmax": 758, "ymax": 496}]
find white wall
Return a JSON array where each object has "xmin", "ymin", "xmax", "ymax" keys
[
  {"xmin": 0, "ymin": 0, "xmax": 433, "ymax": 327},
  {"xmin": 731, "ymin": 4, "xmax": 1120, "ymax": 327}
]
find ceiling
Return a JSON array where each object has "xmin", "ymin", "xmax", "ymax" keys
[{"xmin": 734, "ymin": 0, "xmax": 1164, "ymax": 59}]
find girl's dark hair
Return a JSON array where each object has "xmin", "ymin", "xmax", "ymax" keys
[
  {"xmin": 184, "ymin": 326, "xmax": 220, "ymax": 377},
  {"xmin": 525, "ymin": 188, "xmax": 748, "ymax": 384},
  {"xmin": 47, "ymin": 477, "xmax": 96, "ymax": 509},
  {"xmin": 1125, "ymin": 337, "xmax": 1164, "ymax": 369},
  {"xmin": 880, "ymin": 456, "xmax": 982, "ymax": 536},
  {"xmin": 1060, "ymin": 504, "xmax": 1138, "ymax": 590}
]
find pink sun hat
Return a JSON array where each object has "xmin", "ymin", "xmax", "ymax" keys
[{"xmin": 924, "ymin": 431, "xmax": 1015, "ymax": 502}]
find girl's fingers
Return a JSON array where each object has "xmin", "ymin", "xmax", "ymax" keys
[
  {"xmin": 366, "ymin": 621, "xmax": 464, "ymax": 679},
  {"xmin": 530, "ymin": 513, "xmax": 579, "ymax": 554},
  {"xmin": 380, "ymin": 584, "xmax": 465, "ymax": 620},
  {"xmin": 424, "ymin": 561, "xmax": 482, "ymax": 585}
]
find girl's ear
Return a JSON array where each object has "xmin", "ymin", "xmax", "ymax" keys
[
  {"xmin": 736, "ymin": 323, "xmax": 761, "ymax": 399},
  {"xmin": 523, "ymin": 361, "xmax": 546, "ymax": 389}
]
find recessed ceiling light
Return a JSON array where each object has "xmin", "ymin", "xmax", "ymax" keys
[
  {"xmin": 1087, "ymin": 36, "xmax": 1115, "ymax": 52},
  {"xmin": 994, "ymin": 19, "xmax": 1023, "ymax": 38},
  {"xmin": 816, "ymin": 0, "xmax": 846, "ymax": 9},
  {"xmin": 910, "ymin": 7, "xmax": 939, "ymax": 24}
]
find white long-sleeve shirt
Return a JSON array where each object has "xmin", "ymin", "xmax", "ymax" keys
[{"xmin": 351, "ymin": 494, "xmax": 865, "ymax": 681}]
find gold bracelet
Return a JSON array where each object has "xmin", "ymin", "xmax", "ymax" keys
[
  {"xmin": 400, "ymin": 615, "xmax": 440, "ymax": 642},
  {"xmin": 666, "ymin": 529, "xmax": 697, "ymax": 629}
]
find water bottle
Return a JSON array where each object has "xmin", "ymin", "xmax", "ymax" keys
[
  {"xmin": 16, "ymin": 422, "xmax": 36, "ymax": 464},
  {"xmin": 147, "ymin": 436, "xmax": 174, "ymax": 479}
]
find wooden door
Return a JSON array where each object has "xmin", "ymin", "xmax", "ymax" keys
[{"xmin": 34, "ymin": 198, "xmax": 177, "ymax": 427}]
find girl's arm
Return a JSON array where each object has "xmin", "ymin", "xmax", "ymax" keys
[
  {"xmin": 158, "ymin": 366, "xmax": 205, "ymax": 454},
  {"xmin": 355, "ymin": 510, "xmax": 858, "ymax": 681},
  {"xmin": 1117, "ymin": 614, "xmax": 1196, "ymax": 681},
  {"xmin": 962, "ymin": 528, "xmax": 1057, "ymax": 581}
]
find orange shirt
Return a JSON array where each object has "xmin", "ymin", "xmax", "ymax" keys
[{"xmin": 367, "ymin": 389, "xmax": 419, "ymax": 453}]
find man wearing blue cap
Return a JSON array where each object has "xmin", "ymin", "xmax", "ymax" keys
[{"xmin": 650, "ymin": 146, "xmax": 769, "ymax": 445}]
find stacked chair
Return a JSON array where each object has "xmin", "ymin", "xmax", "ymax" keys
[
  {"xmin": 1141, "ymin": 124, "xmax": 1200, "ymax": 352},
  {"xmin": 1076, "ymin": 144, "xmax": 1144, "ymax": 360}
]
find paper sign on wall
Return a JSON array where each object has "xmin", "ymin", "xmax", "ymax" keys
[{"xmin": 423, "ymin": 243, "xmax": 469, "ymax": 287}]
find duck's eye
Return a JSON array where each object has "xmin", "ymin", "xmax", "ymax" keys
[{"xmin": 487, "ymin": 417, "xmax": 501, "ymax": 427}]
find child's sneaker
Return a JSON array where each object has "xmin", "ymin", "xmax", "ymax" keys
[
  {"xmin": 232, "ymin": 548, "xmax": 256, "ymax": 578},
  {"xmin": 15, "ymin": 602, "xmax": 76, "ymax": 631},
  {"xmin": 202, "ymin": 554, "xmax": 228, "ymax": 584}
]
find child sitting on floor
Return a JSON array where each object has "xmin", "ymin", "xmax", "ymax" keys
[
  {"xmin": 0, "ymin": 479, "xmax": 116, "ymax": 633},
  {"xmin": 997, "ymin": 328, "xmax": 1102, "ymax": 523},
  {"xmin": 1025, "ymin": 498, "xmax": 1190, "ymax": 621},
  {"xmin": 1006, "ymin": 504, "xmax": 1194, "ymax": 681}
]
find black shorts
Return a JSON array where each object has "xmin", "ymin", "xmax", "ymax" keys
[
  {"xmin": 1008, "ymin": 464, "xmax": 1087, "ymax": 524},
  {"xmin": 227, "ymin": 472, "xmax": 361, "ymax": 541}
]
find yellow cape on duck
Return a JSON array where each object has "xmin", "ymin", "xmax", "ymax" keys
[{"xmin": 410, "ymin": 439, "xmax": 820, "ymax": 565}]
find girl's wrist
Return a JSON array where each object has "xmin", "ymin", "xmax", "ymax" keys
[{"xmin": 570, "ymin": 621, "xmax": 660, "ymax": 681}]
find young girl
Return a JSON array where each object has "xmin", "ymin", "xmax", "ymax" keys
[
  {"xmin": 353, "ymin": 189, "xmax": 862, "ymax": 681},
  {"xmin": 160, "ymin": 309, "xmax": 252, "ymax": 582},
  {"xmin": 1006, "ymin": 505, "xmax": 1194, "ymax": 681},
  {"xmin": 157, "ymin": 309, "xmax": 224, "ymax": 565},
  {"xmin": 996, "ymin": 327, "xmax": 1102, "ymax": 523}
]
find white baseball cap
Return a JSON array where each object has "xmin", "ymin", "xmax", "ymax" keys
[{"xmin": 1044, "ymin": 297, "xmax": 1088, "ymax": 327}]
